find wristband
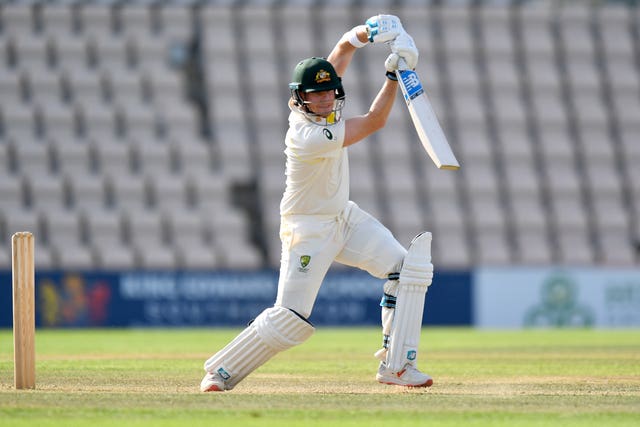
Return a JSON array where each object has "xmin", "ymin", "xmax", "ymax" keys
[
  {"xmin": 346, "ymin": 27, "xmax": 367, "ymax": 48},
  {"xmin": 385, "ymin": 71, "xmax": 398, "ymax": 81}
]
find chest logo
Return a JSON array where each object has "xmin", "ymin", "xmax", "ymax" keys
[{"xmin": 323, "ymin": 128, "xmax": 333, "ymax": 140}]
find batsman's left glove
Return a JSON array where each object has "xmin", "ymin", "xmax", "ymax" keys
[{"xmin": 366, "ymin": 14, "xmax": 403, "ymax": 44}]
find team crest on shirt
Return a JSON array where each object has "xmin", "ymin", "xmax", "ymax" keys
[
  {"xmin": 323, "ymin": 128, "xmax": 333, "ymax": 140},
  {"xmin": 299, "ymin": 255, "xmax": 311, "ymax": 272},
  {"xmin": 315, "ymin": 70, "xmax": 331, "ymax": 84}
]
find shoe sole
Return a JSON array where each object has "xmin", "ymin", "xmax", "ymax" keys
[
  {"xmin": 377, "ymin": 378, "xmax": 433, "ymax": 388},
  {"xmin": 202, "ymin": 384, "xmax": 224, "ymax": 392}
]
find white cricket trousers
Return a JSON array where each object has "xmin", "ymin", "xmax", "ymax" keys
[{"xmin": 275, "ymin": 201, "xmax": 407, "ymax": 319}]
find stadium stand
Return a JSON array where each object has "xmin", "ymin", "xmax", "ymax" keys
[{"xmin": 0, "ymin": 0, "xmax": 638, "ymax": 271}]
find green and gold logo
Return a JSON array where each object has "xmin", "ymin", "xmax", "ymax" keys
[
  {"xmin": 315, "ymin": 70, "xmax": 331, "ymax": 84},
  {"xmin": 300, "ymin": 255, "xmax": 311, "ymax": 269}
]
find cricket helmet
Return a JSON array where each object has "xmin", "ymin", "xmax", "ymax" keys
[{"xmin": 289, "ymin": 57, "xmax": 345, "ymax": 125}]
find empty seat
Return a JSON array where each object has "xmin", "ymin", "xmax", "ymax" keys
[
  {"xmin": 62, "ymin": 67, "xmax": 107, "ymax": 105},
  {"xmin": 498, "ymin": 124, "xmax": 534, "ymax": 160},
  {"xmin": 461, "ymin": 162, "xmax": 499, "ymax": 195},
  {"xmin": 67, "ymin": 173, "xmax": 107, "ymax": 211},
  {"xmin": 0, "ymin": 172, "xmax": 25, "ymax": 211},
  {"xmin": 208, "ymin": 214, "xmax": 263, "ymax": 270},
  {"xmin": 129, "ymin": 32, "xmax": 169, "ymax": 69},
  {"xmin": 1, "ymin": 4, "xmax": 35, "ymax": 36},
  {"xmin": 125, "ymin": 209, "xmax": 176, "ymax": 269},
  {"xmin": 167, "ymin": 209, "xmax": 220, "ymax": 270},
  {"xmin": 78, "ymin": 4, "xmax": 114, "ymax": 39},
  {"xmin": 50, "ymin": 33, "xmax": 89, "ymax": 69},
  {"xmin": 11, "ymin": 139, "xmax": 53, "ymax": 176},
  {"xmin": 455, "ymin": 123, "xmax": 493, "ymax": 163},
  {"xmin": 573, "ymin": 91, "xmax": 608, "ymax": 129},
  {"xmin": 557, "ymin": 228, "xmax": 594, "ymax": 265},
  {"xmin": 2, "ymin": 104, "xmax": 38, "ymax": 141},
  {"xmin": 280, "ymin": 7, "xmax": 314, "ymax": 60},
  {"xmin": 77, "ymin": 102, "xmax": 119, "ymax": 140},
  {"xmin": 492, "ymin": 90, "xmax": 527, "ymax": 127},
  {"xmin": 85, "ymin": 209, "xmax": 135, "ymax": 269},
  {"xmin": 520, "ymin": 2, "xmax": 555, "ymax": 58},
  {"xmin": 599, "ymin": 229, "xmax": 636, "ymax": 265},
  {"xmin": 148, "ymin": 173, "xmax": 188, "ymax": 211},
  {"xmin": 558, "ymin": 2, "xmax": 595, "ymax": 58},
  {"xmin": 504, "ymin": 160, "xmax": 541, "ymax": 196},
  {"xmin": 431, "ymin": 194, "xmax": 465, "ymax": 230},
  {"xmin": 156, "ymin": 102, "xmax": 199, "ymax": 140},
  {"xmin": 171, "ymin": 139, "xmax": 212, "ymax": 178},
  {"xmin": 0, "ymin": 68, "xmax": 27, "ymax": 105},
  {"xmin": 447, "ymin": 55, "xmax": 480, "ymax": 92},
  {"xmin": 551, "ymin": 195, "xmax": 589, "ymax": 231},
  {"xmin": 131, "ymin": 139, "xmax": 174, "ymax": 175},
  {"xmin": 388, "ymin": 195, "xmax": 425, "ymax": 248},
  {"xmin": 93, "ymin": 140, "xmax": 133, "ymax": 176},
  {"xmin": 440, "ymin": 6, "xmax": 474, "ymax": 57},
  {"xmin": 597, "ymin": 5, "xmax": 634, "ymax": 59},
  {"xmin": 514, "ymin": 228, "xmax": 553, "ymax": 264},
  {"xmin": 141, "ymin": 67, "xmax": 184, "ymax": 105},
  {"xmin": 119, "ymin": 5, "xmax": 153, "ymax": 39},
  {"xmin": 157, "ymin": 5, "xmax": 192, "ymax": 44},
  {"xmin": 118, "ymin": 102, "xmax": 159, "ymax": 140},
  {"xmin": 200, "ymin": 5, "xmax": 235, "ymax": 56},
  {"xmin": 12, "ymin": 34, "xmax": 52, "ymax": 70},
  {"xmin": 475, "ymin": 228, "xmax": 512, "ymax": 265},
  {"xmin": 26, "ymin": 173, "xmax": 69, "ymax": 211},
  {"xmin": 468, "ymin": 194, "xmax": 507, "ymax": 232},
  {"xmin": 38, "ymin": 100, "xmax": 78, "ymax": 141},
  {"xmin": 480, "ymin": 5, "xmax": 514, "ymax": 57},
  {"xmin": 485, "ymin": 55, "xmax": 520, "ymax": 92},
  {"xmin": 431, "ymin": 225, "xmax": 471, "ymax": 268},
  {"xmin": 41, "ymin": 3, "xmax": 76, "ymax": 38},
  {"xmin": 546, "ymin": 164, "xmax": 582, "ymax": 197},
  {"xmin": 510, "ymin": 194, "xmax": 548, "ymax": 231},
  {"xmin": 102, "ymin": 66, "xmax": 143, "ymax": 104},
  {"xmin": 612, "ymin": 92, "xmax": 640, "ymax": 129},
  {"xmin": 25, "ymin": 68, "xmax": 63, "ymax": 105},
  {"xmin": 3, "ymin": 208, "xmax": 54, "ymax": 268},
  {"xmin": 44, "ymin": 208, "xmax": 93, "ymax": 269},
  {"xmin": 53, "ymin": 139, "xmax": 95, "ymax": 175},
  {"xmin": 525, "ymin": 55, "xmax": 561, "ymax": 93},
  {"xmin": 106, "ymin": 173, "xmax": 150, "ymax": 211},
  {"xmin": 451, "ymin": 87, "xmax": 485, "ymax": 124},
  {"xmin": 215, "ymin": 126, "xmax": 253, "ymax": 181},
  {"xmin": 88, "ymin": 33, "xmax": 132, "ymax": 69}
]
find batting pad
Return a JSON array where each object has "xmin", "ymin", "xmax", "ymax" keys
[
  {"xmin": 386, "ymin": 232, "xmax": 434, "ymax": 372},
  {"xmin": 203, "ymin": 306, "xmax": 315, "ymax": 390}
]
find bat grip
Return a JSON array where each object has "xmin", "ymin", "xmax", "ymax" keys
[{"xmin": 397, "ymin": 57, "xmax": 409, "ymax": 71}]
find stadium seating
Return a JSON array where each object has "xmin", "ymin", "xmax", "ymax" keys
[{"xmin": 0, "ymin": 0, "xmax": 638, "ymax": 270}]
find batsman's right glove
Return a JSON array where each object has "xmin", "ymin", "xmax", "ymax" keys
[{"xmin": 389, "ymin": 31, "xmax": 418, "ymax": 70}]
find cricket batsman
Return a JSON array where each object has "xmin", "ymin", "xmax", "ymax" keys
[{"xmin": 201, "ymin": 14, "xmax": 435, "ymax": 391}]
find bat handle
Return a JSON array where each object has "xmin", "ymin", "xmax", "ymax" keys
[{"xmin": 397, "ymin": 57, "xmax": 409, "ymax": 71}]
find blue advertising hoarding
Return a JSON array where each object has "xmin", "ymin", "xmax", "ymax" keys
[{"xmin": 0, "ymin": 269, "xmax": 471, "ymax": 328}]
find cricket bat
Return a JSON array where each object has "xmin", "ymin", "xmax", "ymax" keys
[{"xmin": 396, "ymin": 63, "xmax": 460, "ymax": 170}]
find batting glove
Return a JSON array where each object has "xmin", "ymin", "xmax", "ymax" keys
[
  {"xmin": 390, "ymin": 31, "xmax": 418, "ymax": 70},
  {"xmin": 365, "ymin": 14, "xmax": 403, "ymax": 44}
]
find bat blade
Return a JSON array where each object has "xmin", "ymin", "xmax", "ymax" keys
[{"xmin": 396, "ymin": 68, "xmax": 460, "ymax": 170}]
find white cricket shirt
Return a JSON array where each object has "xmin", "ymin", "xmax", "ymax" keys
[{"xmin": 279, "ymin": 110, "xmax": 349, "ymax": 216}]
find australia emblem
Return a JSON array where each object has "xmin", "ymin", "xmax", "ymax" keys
[{"xmin": 299, "ymin": 255, "xmax": 311, "ymax": 272}]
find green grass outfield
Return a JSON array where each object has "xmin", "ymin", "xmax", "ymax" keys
[{"xmin": 0, "ymin": 328, "xmax": 639, "ymax": 426}]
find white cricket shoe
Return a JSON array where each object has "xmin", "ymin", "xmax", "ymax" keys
[
  {"xmin": 200, "ymin": 371, "xmax": 226, "ymax": 392},
  {"xmin": 376, "ymin": 362, "xmax": 433, "ymax": 388}
]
